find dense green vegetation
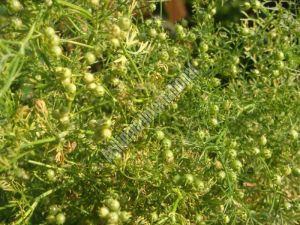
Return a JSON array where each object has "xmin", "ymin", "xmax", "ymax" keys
[{"xmin": 0, "ymin": 0, "xmax": 299, "ymax": 224}]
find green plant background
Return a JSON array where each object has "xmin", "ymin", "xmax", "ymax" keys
[{"xmin": 0, "ymin": 0, "xmax": 299, "ymax": 224}]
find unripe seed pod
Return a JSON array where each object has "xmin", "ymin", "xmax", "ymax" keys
[
  {"xmin": 10, "ymin": 0, "xmax": 23, "ymax": 12},
  {"xmin": 232, "ymin": 160, "xmax": 242, "ymax": 170},
  {"xmin": 241, "ymin": 27, "xmax": 250, "ymax": 35},
  {"xmin": 45, "ymin": 0, "xmax": 53, "ymax": 6},
  {"xmin": 56, "ymin": 213, "xmax": 66, "ymax": 224},
  {"xmin": 61, "ymin": 78, "xmax": 71, "ymax": 86},
  {"xmin": 112, "ymin": 78, "xmax": 121, "ymax": 86},
  {"xmin": 210, "ymin": 105, "xmax": 219, "ymax": 114},
  {"xmin": 269, "ymin": 30, "xmax": 277, "ymax": 39},
  {"xmin": 47, "ymin": 169, "xmax": 56, "ymax": 181},
  {"xmin": 214, "ymin": 160, "xmax": 223, "ymax": 170},
  {"xmin": 184, "ymin": 174, "xmax": 194, "ymax": 185},
  {"xmin": 88, "ymin": 83, "xmax": 97, "ymax": 90},
  {"xmin": 205, "ymin": 13, "xmax": 212, "ymax": 20},
  {"xmin": 223, "ymin": 215, "xmax": 230, "ymax": 224},
  {"xmin": 119, "ymin": 17, "xmax": 131, "ymax": 30},
  {"xmin": 233, "ymin": 56, "xmax": 240, "ymax": 64},
  {"xmin": 49, "ymin": 205, "xmax": 59, "ymax": 215},
  {"xmin": 210, "ymin": 118, "xmax": 218, "ymax": 127},
  {"xmin": 171, "ymin": 103, "xmax": 178, "ymax": 110},
  {"xmin": 107, "ymin": 212, "xmax": 119, "ymax": 224},
  {"xmin": 182, "ymin": 20, "xmax": 190, "ymax": 28},
  {"xmin": 243, "ymin": 2, "xmax": 251, "ymax": 10},
  {"xmin": 191, "ymin": 59, "xmax": 199, "ymax": 67},
  {"xmin": 252, "ymin": 0, "xmax": 262, "ymax": 10},
  {"xmin": 195, "ymin": 214, "xmax": 204, "ymax": 223},
  {"xmin": 12, "ymin": 18, "xmax": 22, "ymax": 29},
  {"xmin": 171, "ymin": 47, "xmax": 179, "ymax": 56},
  {"xmin": 154, "ymin": 19, "xmax": 162, "ymax": 27},
  {"xmin": 106, "ymin": 199, "xmax": 120, "ymax": 212},
  {"xmin": 162, "ymin": 138, "xmax": 171, "ymax": 149},
  {"xmin": 199, "ymin": 43, "xmax": 208, "ymax": 53},
  {"xmin": 149, "ymin": 3, "xmax": 156, "ymax": 12},
  {"xmin": 46, "ymin": 215, "xmax": 56, "ymax": 224},
  {"xmin": 156, "ymin": 130, "xmax": 165, "ymax": 140},
  {"xmin": 218, "ymin": 171, "xmax": 226, "ymax": 180},
  {"xmin": 197, "ymin": 130, "xmax": 206, "ymax": 139},
  {"xmin": 149, "ymin": 28, "xmax": 157, "ymax": 38},
  {"xmin": 83, "ymin": 73, "xmax": 94, "ymax": 83},
  {"xmin": 45, "ymin": 27, "xmax": 56, "ymax": 37},
  {"xmin": 211, "ymin": 8, "xmax": 217, "ymax": 15},
  {"xmin": 260, "ymin": 135, "xmax": 267, "ymax": 146},
  {"xmin": 60, "ymin": 115, "xmax": 70, "ymax": 125},
  {"xmin": 175, "ymin": 24, "xmax": 184, "ymax": 33},
  {"xmin": 290, "ymin": 129, "xmax": 298, "ymax": 140},
  {"xmin": 253, "ymin": 69, "xmax": 260, "ymax": 77},
  {"xmin": 272, "ymin": 70, "xmax": 280, "ymax": 77},
  {"xmin": 195, "ymin": 179, "xmax": 204, "ymax": 190},
  {"xmin": 120, "ymin": 211, "xmax": 131, "ymax": 222},
  {"xmin": 173, "ymin": 174, "xmax": 181, "ymax": 184},
  {"xmin": 61, "ymin": 68, "xmax": 72, "ymax": 79},
  {"xmin": 55, "ymin": 66, "xmax": 63, "ymax": 73},
  {"xmin": 164, "ymin": 150, "xmax": 174, "ymax": 163},
  {"xmin": 65, "ymin": 83, "xmax": 76, "ymax": 94},
  {"xmin": 111, "ymin": 24, "xmax": 121, "ymax": 37},
  {"xmin": 85, "ymin": 52, "xmax": 96, "ymax": 65},
  {"xmin": 158, "ymin": 32, "xmax": 167, "ymax": 41},
  {"xmin": 274, "ymin": 174, "xmax": 282, "ymax": 185},
  {"xmin": 50, "ymin": 34, "xmax": 60, "ymax": 45},
  {"xmin": 103, "ymin": 119, "xmax": 112, "ymax": 127},
  {"xmin": 111, "ymin": 38, "xmax": 120, "ymax": 48},
  {"xmin": 284, "ymin": 202, "xmax": 292, "ymax": 210},
  {"xmin": 150, "ymin": 211, "xmax": 158, "ymax": 222},
  {"xmin": 161, "ymin": 51, "xmax": 169, "ymax": 61},
  {"xmin": 230, "ymin": 65, "xmax": 238, "ymax": 76},
  {"xmin": 276, "ymin": 61, "xmax": 284, "ymax": 69},
  {"xmin": 98, "ymin": 207, "xmax": 109, "ymax": 218},
  {"xmin": 88, "ymin": 119, "xmax": 97, "ymax": 128},
  {"xmin": 251, "ymin": 147, "xmax": 260, "ymax": 155},
  {"xmin": 51, "ymin": 46, "xmax": 62, "ymax": 56},
  {"xmin": 89, "ymin": 0, "xmax": 99, "ymax": 6},
  {"xmin": 262, "ymin": 148, "xmax": 272, "ymax": 159},
  {"xmin": 293, "ymin": 167, "xmax": 300, "ymax": 176},
  {"xmin": 145, "ymin": 19, "xmax": 152, "ymax": 26},
  {"xmin": 228, "ymin": 149, "xmax": 237, "ymax": 158},
  {"xmin": 211, "ymin": 78, "xmax": 221, "ymax": 87},
  {"xmin": 101, "ymin": 128, "xmax": 112, "ymax": 140},
  {"xmin": 275, "ymin": 51, "xmax": 285, "ymax": 60},
  {"xmin": 95, "ymin": 85, "xmax": 105, "ymax": 96},
  {"xmin": 189, "ymin": 32, "xmax": 197, "ymax": 41},
  {"xmin": 237, "ymin": 190, "xmax": 245, "ymax": 199}
]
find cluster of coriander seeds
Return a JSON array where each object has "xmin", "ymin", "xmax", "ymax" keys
[
  {"xmin": 107, "ymin": 15, "xmax": 132, "ymax": 49},
  {"xmin": 55, "ymin": 67, "xmax": 76, "ymax": 98},
  {"xmin": 45, "ymin": 27, "xmax": 63, "ymax": 57},
  {"xmin": 98, "ymin": 198, "xmax": 131, "ymax": 225},
  {"xmin": 46, "ymin": 205, "xmax": 66, "ymax": 225},
  {"xmin": 83, "ymin": 72, "xmax": 106, "ymax": 97}
]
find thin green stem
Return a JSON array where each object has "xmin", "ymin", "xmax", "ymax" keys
[
  {"xmin": 20, "ymin": 137, "xmax": 57, "ymax": 149},
  {"xmin": 27, "ymin": 160, "xmax": 64, "ymax": 170},
  {"xmin": 15, "ymin": 188, "xmax": 59, "ymax": 225},
  {"xmin": 60, "ymin": 39, "xmax": 94, "ymax": 48},
  {"xmin": 121, "ymin": 44, "xmax": 143, "ymax": 83},
  {"xmin": 57, "ymin": 0, "xmax": 92, "ymax": 19}
]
